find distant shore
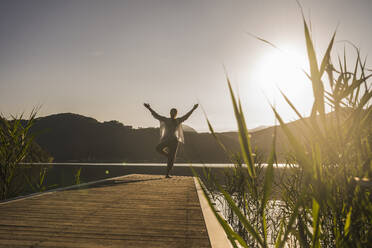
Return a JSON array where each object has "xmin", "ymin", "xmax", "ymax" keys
[{"xmin": 9, "ymin": 163, "xmax": 290, "ymax": 201}]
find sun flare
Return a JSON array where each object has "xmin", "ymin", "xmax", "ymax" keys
[{"xmin": 255, "ymin": 47, "xmax": 310, "ymax": 99}]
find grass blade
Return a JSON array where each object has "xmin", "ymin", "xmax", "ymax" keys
[
  {"xmin": 260, "ymin": 125, "xmax": 276, "ymax": 247},
  {"xmin": 319, "ymin": 31, "xmax": 336, "ymax": 77},
  {"xmin": 303, "ymin": 17, "xmax": 326, "ymax": 119},
  {"xmin": 226, "ymin": 75, "xmax": 255, "ymax": 178},
  {"xmin": 311, "ymin": 199, "xmax": 321, "ymax": 248},
  {"xmin": 218, "ymin": 184, "xmax": 265, "ymax": 247},
  {"xmin": 277, "ymin": 202, "xmax": 300, "ymax": 248},
  {"xmin": 271, "ymin": 106, "xmax": 312, "ymax": 171},
  {"xmin": 344, "ymin": 207, "xmax": 352, "ymax": 236}
]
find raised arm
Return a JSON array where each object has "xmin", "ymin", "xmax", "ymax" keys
[
  {"xmin": 178, "ymin": 104, "xmax": 198, "ymax": 123},
  {"xmin": 144, "ymin": 103, "xmax": 166, "ymax": 121}
]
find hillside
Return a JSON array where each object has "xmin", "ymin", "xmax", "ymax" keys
[
  {"xmin": 30, "ymin": 113, "xmax": 240, "ymax": 163},
  {"xmin": 27, "ymin": 112, "xmax": 322, "ymax": 163}
]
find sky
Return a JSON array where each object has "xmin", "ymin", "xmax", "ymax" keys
[{"xmin": 0, "ymin": 0, "xmax": 371, "ymax": 132}]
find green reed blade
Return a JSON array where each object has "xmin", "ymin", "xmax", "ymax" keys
[
  {"xmin": 271, "ymin": 106, "xmax": 312, "ymax": 171},
  {"xmin": 319, "ymin": 31, "xmax": 336, "ymax": 77},
  {"xmin": 279, "ymin": 205, "xmax": 300, "ymax": 248},
  {"xmin": 226, "ymin": 76, "xmax": 255, "ymax": 178},
  {"xmin": 311, "ymin": 199, "xmax": 321, "ymax": 248},
  {"xmin": 343, "ymin": 207, "xmax": 352, "ymax": 236},
  {"xmin": 218, "ymin": 183, "xmax": 265, "ymax": 247}
]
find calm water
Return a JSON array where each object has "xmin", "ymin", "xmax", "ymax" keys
[
  {"xmin": 8, "ymin": 163, "xmax": 288, "ymax": 201},
  {"xmin": 10, "ymin": 163, "xmax": 230, "ymax": 199}
]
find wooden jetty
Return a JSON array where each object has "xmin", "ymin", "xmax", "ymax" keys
[{"xmin": 0, "ymin": 174, "xmax": 230, "ymax": 248}]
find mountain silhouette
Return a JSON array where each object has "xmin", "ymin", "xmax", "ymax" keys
[
  {"xmin": 28, "ymin": 112, "xmax": 350, "ymax": 163},
  {"xmin": 29, "ymin": 113, "xmax": 241, "ymax": 163}
]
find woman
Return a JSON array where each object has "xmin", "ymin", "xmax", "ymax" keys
[{"xmin": 144, "ymin": 103, "xmax": 198, "ymax": 178}]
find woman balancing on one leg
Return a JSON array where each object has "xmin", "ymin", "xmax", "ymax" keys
[{"xmin": 144, "ymin": 103, "xmax": 198, "ymax": 178}]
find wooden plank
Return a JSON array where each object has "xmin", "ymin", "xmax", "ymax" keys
[{"xmin": 0, "ymin": 174, "xmax": 211, "ymax": 248}]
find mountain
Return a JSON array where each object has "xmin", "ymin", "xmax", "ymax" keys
[
  {"xmin": 219, "ymin": 109, "xmax": 372, "ymax": 162},
  {"xmin": 249, "ymin": 125, "xmax": 269, "ymax": 133},
  {"xmin": 31, "ymin": 112, "xmax": 352, "ymax": 163},
  {"xmin": 29, "ymin": 113, "xmax": 240, "ymax": 163},
  {"xmin": 182, "ymin": 124, "xmax": 197, "ymax": 133}
]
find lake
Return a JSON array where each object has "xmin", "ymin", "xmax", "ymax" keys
[{"xmin": 6, "ymin": 163, "xmax": 289, "ymax": 201}]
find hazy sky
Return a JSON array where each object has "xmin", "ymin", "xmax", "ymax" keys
[{"xmin": 1, "ymin": 0, "xmax": 371, "ymax": 131}]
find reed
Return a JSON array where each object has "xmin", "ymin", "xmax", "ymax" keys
[
  {"xmin": 0, "ymin": 110, "xmax": 37, "ymax": 200},
  {"xmin": 199, "ymin": 16, "xmax": 371, "ymax": 247}
]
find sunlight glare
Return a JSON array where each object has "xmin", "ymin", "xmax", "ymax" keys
[{"xmin": 255, "ymin": 47, "xmax": 309, "ymax": 100}]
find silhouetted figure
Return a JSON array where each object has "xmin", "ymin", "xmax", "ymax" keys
[{"xmin": 144, "ymin": 103, "xmax": 198, "ymax": 178}]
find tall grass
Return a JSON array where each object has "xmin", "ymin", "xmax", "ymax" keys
[
  {"xmin": 0, "ymin": 110, "xmax": 37, "ymax": 200},
  {"xmin": 0, "ymin": 111, "xmax": 84, "ymax": 200},
  {"xmin": 198, "ymin": 17, "xmax": 371, "ymax": 247}
]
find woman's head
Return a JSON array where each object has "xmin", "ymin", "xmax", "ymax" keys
[{"xmin": 170, "ymin": 108, "xmax": 177, "ymax": 119}]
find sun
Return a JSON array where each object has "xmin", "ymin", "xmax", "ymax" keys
[{"xmin": 254, "ymin": 46, "xmax": 310, "ymax": 100}]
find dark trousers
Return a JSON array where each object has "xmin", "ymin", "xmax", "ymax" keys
[{"xmin": 156, "ymin": 137, "xmax": 179, "ymax": 175}]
